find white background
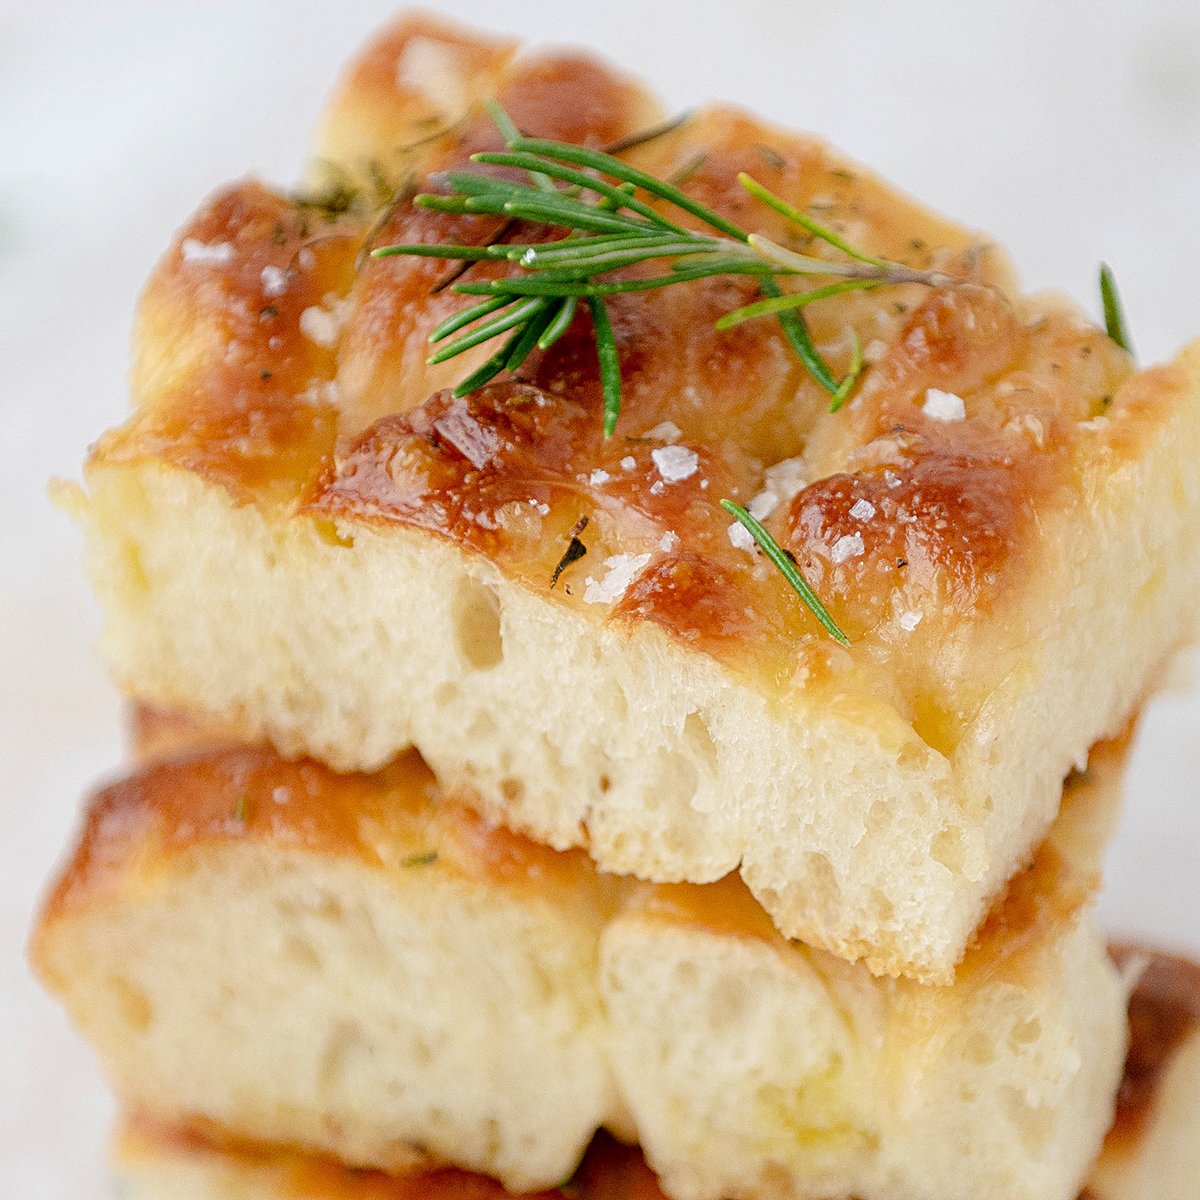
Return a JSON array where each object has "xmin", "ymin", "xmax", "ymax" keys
[{"xmin": 2, "ymin": 1, "xmax": 1199, "ymax": 1194}]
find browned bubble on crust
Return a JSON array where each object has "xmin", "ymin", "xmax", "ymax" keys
[{"xmin": 1107, "ymin": 945, "xmax": 1200, "ymax": 1147}]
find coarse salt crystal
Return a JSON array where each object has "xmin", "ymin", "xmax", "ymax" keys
[
  {"xmin": 831, "ymin": 532, "xmax": 864, "ymax": 564},
  {"xmin": 748, "ymin": 491, "xmax": 779, "ymax": 520},
  {"xmin": 180, "ymin": 238, "xmax": 235, "ymax": 265},
  {"xmin": 260, "ymin": 264, "xmax": 290, "ymax": 297},
  {"xmin": 849, "ymin": 498, "xmax": 877, "ymax": 521},
  {"xmin": 764, "ymin": 457, "xmax": 808, "ymax": 504},
  {"xmin": 588, "ymin": 469, "xmax": 611, "ymax": 485},
  {"xmin": 620, "ymin": 455, "xmax": 637, "ymax": 471},
  {"xmin": 642, "ymin": 420, "xmax": 682, "ymax": 442},
  {"xmin": 660, "ymin": 531, "xmax": 680, "ymax": 552},
  {"xmin": 395, "ymin": 37, "xmax": 468, "ymax": 115},
  {"xmin": 299, "ymin": 296, "xmax": 351, "ymax": 348},
  {"xmin": 583, "ymin": 553, "xmax": 652, "ymax": 604},
  {"xmin": 651, "ymin": 445, "xmax": 699, "ymax": 483},
  {"xmin": 649, "ymin": 481, "xmax": 666, "ymax": 495},
  {"xmin": 922, "ymin": 388, "xmax": 966, "ymax": 422},
  {"xmin": 884, "ymin": 469, "xmax": 902, "ymax": 488},
  {"xmin": 898, "ymin": 611, "xmax": 923, "ymax": 631},
  {"xmin": 727, "ymin": 521, "xmax": 756, "ymax": 552}
]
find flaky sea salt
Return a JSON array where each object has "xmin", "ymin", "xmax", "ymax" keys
[
  {"xmin": 299, "ymin": 295, "xmax": 352, "ymax": 348},
  {"xmin": 660, "ymin": 531, "xmax": 680, "ymax": 553},
  {"xmin": 748, "ymin": 491, "xmax": 779, "ymax": 520},
  {"xmin": 727, "ymin": 521, "xmax": 756, "ymax": 552},
  {"xmin": 620, "ymin": 455, "xmax": 637, "ymax": 471},
  {"xmin": 583, "ymin": 553, "xmax": 652, "ymax": 604},
  {"xmin": 830, "ymin": 533, "xmax": 864, "ymax": 564},
  {"xmin": 898, "ymin": 611, "xmax": 923, "ymax": 632},
  {"xmin": 764, "ymin": 456, "xmax": 807, "ymax": 505},
  {"xmin": 642, "ymin": 420, "xmax": 682, "ymax": 442},
  {"xmin": 260, "ymin": 264, "xmax": 290, "ymax": 297},
  {"xmin": 180, "ymin": 238, "xmax": 235, "ymax": 265},
  {"xmin": 922, "ymin": 388, "xmax": 966, "ymax": 422},
  {"xmin": 651, "ymin": 445, "xmax": 699, "ymax": 483},
  {"xmin": 395, "ymin": 36, "xmax": 468, "ymax": 115},
  {"xmin": 849, "ymin": 498, "xmax": 877, "ymax": 522},
  {"xmin": 588, "ymin": 468, "xmax": 611, "ymax": 486}
]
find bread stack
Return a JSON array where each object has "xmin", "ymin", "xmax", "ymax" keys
[{"xmin": 31, "ymin": 13, "xmax": 1200, "ymax": 1200}]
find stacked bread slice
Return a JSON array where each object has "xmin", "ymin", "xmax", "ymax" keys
[
  {"xmin": 33, "ymin": 12, "xmax": 1200, "ymax": 1200},
  {"xmin": 104, "ymin": 952, "xmax": 1200, "ymax": 1200}
]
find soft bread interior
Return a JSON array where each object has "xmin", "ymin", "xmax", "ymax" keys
[{"xmin": 105, "ymin": 947, "xmax": 1200, "ymax": 1200}]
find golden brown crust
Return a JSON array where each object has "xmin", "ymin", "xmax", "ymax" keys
[
  {"xmin": 35, "ymin": 740, "xmax": 604, "ymax": 941},
  {"xmin": 93, "ymin": 44, "xmax": 1148, "ymax": 701}
]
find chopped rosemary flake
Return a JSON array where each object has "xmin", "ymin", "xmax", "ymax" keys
[
  {"xmin": 721, "ymin": 500, "xmax": 849, "ymax": 647},
  {"xmin": 370, "ymin": 102, "xmax": 963, "ymax": 432},
  {"xmin": 401, "ymin": 851, "xmax": 439, "ymax": 868},
  {"xmin": 550, "ymin": 516, "xmax": 590, "ymax": 588},
  {"xmin": 1099, "ymin": 263, "xmax": 1135, "ymax": 358}
]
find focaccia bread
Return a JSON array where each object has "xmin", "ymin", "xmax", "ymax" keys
[
  {"xmin": 32, "ymin": 740, "xmax": 623, "ymax": 1192},
  {"xmin": 105, "ymin": 948, "xmax": 1200, "ymax": 1200},
  {"xmin": 32, "ymin": 721, "xmax": 1129, "ymax": 1200},
  {"xmin": 602, "ymin": 746, "xmax": 1129, "ymax": 1200},
  {"xmin": 66, "ymin": 13, "xmax": 1200, "ymax": 983}
]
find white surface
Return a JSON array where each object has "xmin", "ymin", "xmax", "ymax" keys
[{"xmin": 2, "ymin": 1, "xmax": 1198, "ymax": 1194}]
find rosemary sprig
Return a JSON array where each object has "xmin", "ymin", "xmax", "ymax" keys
[
  {"xmin": 369, "ymin": 106, "xmax": 965, "ymax": 645},
  {"xmin": 721, "ymin": 501, "xmax": 849, "ymax": 646},
  {"xmin": 1099, "ymin": 263, "xmax": 1134, "ymax": 357},
  {"xmin": 371, "ymin": 106, "xmax": 956, "ymax": 431}
]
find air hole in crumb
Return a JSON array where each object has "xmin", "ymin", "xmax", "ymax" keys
[
  {"xmin": 500, "ymin": 777, "xmax": 525, "ymax": 803},
  {"xmin": 598, "ymin": 773, "xmax": 613, "ymax": 794},
  {"xmin": 433, "ymin": 682, "xmax": 459, "ymax": 707},
  {"xmin": 312, "ymin": 518, "xmax": 354, "ymax": 549},
  {"xmin": 683, "ymin": 711, "xmax": 718, "ymax": 775},
  {"xmin": 120, "ymin": 541, "xmax": 151, "ymax": 598},
  {"xmin": 1010, "ymin": 1017, "xmax": 1042, "ymax": 1047},
  {"xmin": 931, "ymin": 828, "xmax": 966, "ymax": 873},
  {"xmin": 963, "ymin": 1030, "xmax": 997, "ymax": 1067},
  {"xmin": 284, "ymin": 935, "xmax": 322, "ymax": 971},
  {"xmin": 111, "ymin": 975, "xmax": 154, "ymax": 1033},
  {"xmin": 468, "ymin": 711, "xmax": 498, "ymax": 740},
  {"xmin": 451, "ymin": 576, "xmax": 504, "ymax": 670}
]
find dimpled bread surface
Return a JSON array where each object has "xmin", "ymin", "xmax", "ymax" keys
[{"xmin": 68, "ymin": 11, "xmax": 1200, "ymax": 981}]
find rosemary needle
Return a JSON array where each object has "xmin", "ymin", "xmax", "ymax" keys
[
  {"xmin": 1099, "ymin": 263, "xmax": 1135, "ymax": 358},
  {"xmin": 721, "ymin": 501, "xmax": 850, "ymax": 647}
]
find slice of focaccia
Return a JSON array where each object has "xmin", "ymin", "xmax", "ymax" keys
[
  {"xmin": 67, "ymin": 13, "xmax": 1200, "ymax": 982},
  {"xmin": 31, "ymin": 739, "xmax": 623, "ymax": 1193},
  {"xmin": 33, "ymin": 720, "xmax": 1129, "ymax": 1200},
  {"xmin": 601, "ymin": 740, "xmax": 1130, "ymax": 1200},
  {"xmin": 104, "ymin": 948, "xmax": 1200, "ymax": 1200}
]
